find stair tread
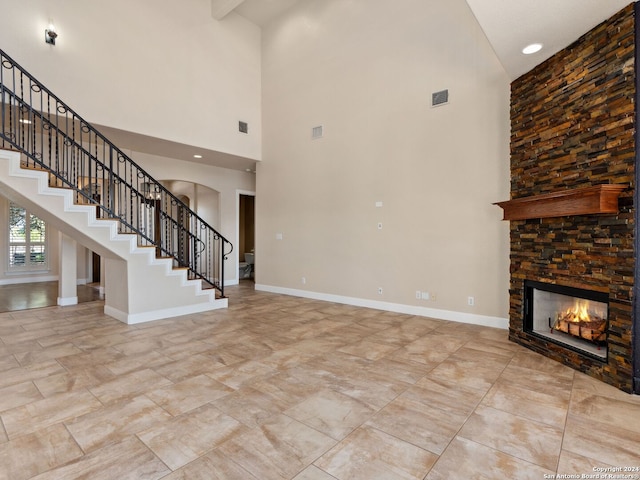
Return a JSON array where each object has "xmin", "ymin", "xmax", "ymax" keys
[{"xmin": 20, "ymin": 163, "xmax": 49, "ymax": 172}]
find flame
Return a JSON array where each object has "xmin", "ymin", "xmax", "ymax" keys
[
  {"xmin": 563, "ymin": 300, "xmax": 592, "ymax": 322},
  {"xmin": 554, "ymin": 298, "xmax": 606, "ymax": 343}
]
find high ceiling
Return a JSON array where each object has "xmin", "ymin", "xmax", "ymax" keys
[
  {"xmin": 464, "ymin": 0, "xmax": 633, "ymax": 79},
  {"xmin": 118, "ymin": 0, "xmax": 635, "ymax": 171},
  {"xmin": 233, "ymin": 0, "xmax": 634, "ymax": 80}
]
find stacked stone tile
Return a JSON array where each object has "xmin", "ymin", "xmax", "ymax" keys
[{"xmin": 508, "ymin": 4, "xmax": 636, "ymax": 393}]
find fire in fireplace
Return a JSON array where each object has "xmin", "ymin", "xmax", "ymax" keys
[
  {"xmin": 524, "ymin": 281, "xmax": 609, "ymax": 361},
  {"xmin": 552, "ymin": 300, "xmax": 607, "ymax": 343}
]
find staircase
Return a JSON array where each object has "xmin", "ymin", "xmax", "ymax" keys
[{"xmin": 0, "ymin": 49, "xmax": 232, "ymax": 323}]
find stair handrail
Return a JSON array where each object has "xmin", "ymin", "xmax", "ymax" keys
[{"xmin": 0, "ymin": 48, "xmax": 233, "ymax": 296}]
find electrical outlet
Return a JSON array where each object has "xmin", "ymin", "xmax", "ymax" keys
[
  {"xmin": 431, "ymin": 293, "xmax": 437, "ymax": 301},
  {"xmin": 468, "ymin": 296, "xmax": 475, "ymax": 306},
  {"xmin": 378, "ymin": 287, "xmax": 383, "ymax": 295},
  {"xmin": 421, "ymin": 291, "xmax": 430, "ymax": 300},
  {"xmin": 415, "ymin": 290, "xmax": 421, "ymax": 299},
  {"xmin": 302, "ymin": 277, "xmax": 306, "ymax": 285}
]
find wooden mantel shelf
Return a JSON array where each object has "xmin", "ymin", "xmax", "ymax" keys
[{"xmin": 494, "ymin": 184, "xmax": 627, "ymax": 221}]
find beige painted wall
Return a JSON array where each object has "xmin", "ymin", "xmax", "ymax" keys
[
  {"xmin": 258, "ymin": 0, "xmax": 511, "ymax": 321},
  {"xmin": 0, "ymin": 0, "xmax": 261, "ymax": 160},
  {"xmin": 161, "ymin": 180, "xmax": 221, "ymax": 232}
]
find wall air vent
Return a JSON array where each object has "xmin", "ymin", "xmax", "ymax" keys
[
  {"xmin": 239, "ymin": 121, "xmax": 248, "ymax": 134},
  {"xmin": 312, "ymin": 125, "xmax": 324, "ymax": 139},
  {"xmin": 431, "ymin": 89, "xmax": 449, "ymax": 107}
]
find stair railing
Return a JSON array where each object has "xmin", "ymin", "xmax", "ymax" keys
[{"xmin": 0, "ymin": 49, "xmax": 232, "ymax": 297}]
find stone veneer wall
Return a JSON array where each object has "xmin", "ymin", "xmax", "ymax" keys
[{"xmin": 508, "ymin": 3, "xmax": 637, "ymax": 393}]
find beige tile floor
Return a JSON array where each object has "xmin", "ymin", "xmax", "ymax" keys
[{"xmin": 1, "ymin": 281, "xmax": 640, "ymax": 479}]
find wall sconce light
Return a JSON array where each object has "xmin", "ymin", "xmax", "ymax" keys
[{"xmin": 45, "ymin": 24, "xmax": 58, "ymax": 45}]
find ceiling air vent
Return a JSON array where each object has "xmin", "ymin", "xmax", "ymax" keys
[
  {"xmin": 311, "ymin": 125, "xmax": 324, "ymax": 139},
  {"xmin": 431, "ymin": 89, "xmax": 449, "ymax": 107}
]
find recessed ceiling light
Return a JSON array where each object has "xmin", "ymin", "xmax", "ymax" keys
[
  {"xmin": 522, "ymin": 43, "xmax": 543, "ymax": 55},
  {"xmin": 193, "ymin": 154, "xmax": 202, "ymax": 159}
]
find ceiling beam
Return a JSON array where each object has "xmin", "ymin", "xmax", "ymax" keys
[{"xmin": 211, "ymin": 0, "xmax": 246, "ymax": 20}]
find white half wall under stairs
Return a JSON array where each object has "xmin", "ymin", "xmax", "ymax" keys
[{"xmin": 0, "ymin": 149, "xmax": 227, "ymax": 323}]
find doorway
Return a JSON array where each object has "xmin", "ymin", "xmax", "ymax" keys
[
  {"xmin": 239, "ymin": 193, "xmax": 255, "ymax": 280},
  {"xmin": 92, "ymin": 252, "xmax": 100, "ymax": 283}
]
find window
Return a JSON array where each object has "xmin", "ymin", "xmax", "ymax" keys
[{"xmin": 9, "ymin": 202, "xmax": 47, "ymax": 271}]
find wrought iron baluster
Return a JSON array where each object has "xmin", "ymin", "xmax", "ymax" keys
[{"xmin": 0, "ymin": 48, "xmax": 231, "ymax": 296}]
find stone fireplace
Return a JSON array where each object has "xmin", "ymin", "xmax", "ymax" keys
[
  {"xmin": 523, "ymin": 281, "xmax": 609, "ymax": 361},
  {"xmin": 502, "ymin": 2, "xmax": 639, "ymax": 394}
]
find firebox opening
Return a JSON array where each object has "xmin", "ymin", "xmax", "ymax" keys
[{"xmin": 524, "ymin": 281, "xmax": 608, "ymax": 361}]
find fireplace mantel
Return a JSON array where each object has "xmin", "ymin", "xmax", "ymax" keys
[{"xmin": 494, "ymin": 184, "xmax": 627, "ymax": 221}]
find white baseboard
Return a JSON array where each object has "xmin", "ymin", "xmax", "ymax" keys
[
  {"xmin": 0, "ymin": 276, "xmax": 92, "ymax": 287},
  {"xmin": 254, "ymin": 284, "xmax": 508, "ymax": 330},
  {"xmin": 0, "ymin": 275, "xmax": 58, "ymax": 285},
  {"xmin": 104, "ymin": 297, "xmax": 228, "ymax": 325},
  {"xmin": 57, "ymin": 296, "xmax": 78, "ymax": 306}
]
